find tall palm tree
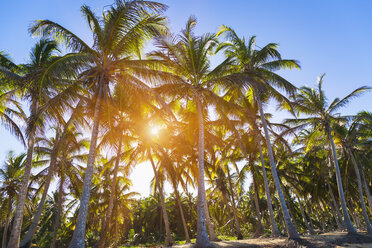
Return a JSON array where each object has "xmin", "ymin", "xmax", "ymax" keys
[
  {"xmin": 333, "ymin": 121, "xmax": 372, "ymax": 233},
  {"xmin": 0, "ymin": 152, "xmax": 26, "ymax": 248},
  {"xmin": 1, "ymin": 39, "xmax": 79, "ymax": 248},
  {"xmin": 216, "ymin": 26, "xmax": 301, "ymax": 239},
  {"xmin": 286, "ymin": 74, "xmax": 371, "ymax": 233},
  {"xmin": 150, "ymin": 17, "xmax": 242, "ymax": 247},
  {"xmin": 30, "ymin": 1, "xmax": 167, "ymax": 246}
]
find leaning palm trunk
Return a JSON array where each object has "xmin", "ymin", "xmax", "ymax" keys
[
  {"xmin": 2, "ymin": 198, "xmax": 11, "ymax": 248},
  {"xmin": 325, "ymin": 124, "xmax": 357, "ymax": 234},
  {"xmin": 226, "ymin": 165, "xmax": 243, "ymax": 239},
  {"xmin": 204, "ymin": 193, "xmax": 219, "ymax": 241},
  {"xmin": 327, "ymin": 182, "xmax": 345, "ymax": 229},
  {"xmin": 7, "ymin": 109, "xmax": 37, "ymax": 248},
  {"xmin": 253, "ymin": 175, "xmax": 264, "ymax": 236},
  {"xmin": 357, "ymin": 156, "xmax": 372, "ymax": 216},
  {"xmin": 96, "ymin": 138, "xmax": 123, "ymax": 248},
  {"xmin": 195, "ymin": 98, "xmax": 212, "ymax": 248},
  {"xmin": 258, "ymin": 141, "xmax": 280, "ymax": 236},
  {"xmin": 296, "ymin": 194, "xmax": 315, "ymax": 235},
  {"xmin": 173, "ymin": 184, "xmax": 191, "ymax": 243},
  {"xmin": 20, "ymin": 128, "xmax": 60, "ymax": 248},
  {"xmin": 148, "ymin": 151, "xmax": 173, "ymax": 246},
  {"xmin": 347, "ymin": 148, "xmax": 372, "ymax": 233},
  {"xmin": 50, "ymin": 175, "xmax": 65, "ymax": 248},
  {"xmin": 257, "ymin": 97, "xmax": 299, "ymax": 239},
  {"xmin": 69, "ymin": 85, "xmax": 103, "ymax": 248}
]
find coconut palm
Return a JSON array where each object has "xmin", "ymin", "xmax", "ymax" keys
[
  {"xmin": 0, "ymin": 152, "xmax": 26, "ymax": 248},
  {"xmin": 332, "ymin": 121, "xmax": 372, "ymax": 233},
  {"xmin": 285, "ymin": 74, "xmax": 371, "ymax": 233},
  {"xmin": 0, "ymin": 39, "xmax": 80, "ymax": 248},
  {"xmin": 216, "ymin": 26, "xmax": 300, "ymax": 239},
  {"xmin": 30, "ymin": 1, "xmax": 167, "ymax": 246}
]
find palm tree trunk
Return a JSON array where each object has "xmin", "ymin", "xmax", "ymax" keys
[
  {"xmin": 325, "ymin": 124, "xmax": 357, "ymax": 234},
  {"xmin": 204, "ymin": 192, "xmax": 219, "ymax": 241},
  {"xmin": 96, "ymin": 138, "xmax": 123, "ymax": 248},
  {"xmin": 195, "ymin": 98, "xmax": 212, "ymax": 248},
  {"xmin": 252, "ymin": 175, "xmax": 264, "ymax": 237},
  {"xmin": 226, "ymin": 165, "xmax": 243, "ymax": 239},
  {"xmin": 20, "ymin": 128, "xmax": 60, "ymax": 248},
  {"xmin": 173, "ymin": 185, "xmax": 191, "ymax": 243},
  {"xmin": 257, "ymin": 97, "xmax": 299, "ymax": 239},
  {"xmin": 7, "ymin": 108, "xmax": 36, "ymax": 248},
  {"xmin": 315, "ymin": 204, "xmax": 325, "ymax": 232},
  {"xmin": 347, "ymin": 148, "xmax": 372, "ymax": 233},
  {"xmin": 50, "ymin": 175, "xmax": 65, "ymax": 248},
  {"xmin": 357, "ymin": 158, "xmax": 372, "ymax": 215},
  {"xmin": 69, "ymin": 84, "xmax": 103, "ymax": 248},
  {"xmin": 148, "ymin": 150, "xmax": 173, "ymax": 246},
  {"xmin": 2, "ymin": 198, "xmax": 11, "ymax": 248},
  {"xmin": 258, "ymin": 142, "xmax": 280, "ymax": 237},
  {"xmin": 327, "ymin": 182, "xmax": 345, "ymax": 229},
  {"xmin": 296, "ymin": 194, "xmax": 315, "ymax": 235}
]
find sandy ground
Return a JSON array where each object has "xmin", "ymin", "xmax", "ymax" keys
[{"xmin": 172, "ymin": 232, "xmax": 372, "ymax": 248}]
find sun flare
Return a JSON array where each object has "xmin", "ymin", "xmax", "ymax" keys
[{"xmin": 150, "ymin": 126, "xmax": 160, "ymax": 136}]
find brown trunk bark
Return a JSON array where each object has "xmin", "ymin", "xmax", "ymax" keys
[
  {"xmin": 50, "ymin": 175, "xmax": 65, "ymax": 248},
  {"xmin": 226, "ymin": 165, "xmax": 243, "ymax": 239},
  {"xmin": 96, "ymin": 137, "xmax": 123, "ymax": 248},
  {"xmin": 148, "ymin": 150, "xmax": 173, "ymax": 246},
  {"xmin": 173, "ymin": 184, "xmax": 191, "ymax": 243},
  {"xmin": 2, "ymin": 198, "xmax": 11, "ymax": 248},
  {"xmin": 68, "ymin": 83, "xmax": 103, "ymax": 248},
  {"xmin": 7, "ymin": 102, "xmax": 37, "ymax": 248}
]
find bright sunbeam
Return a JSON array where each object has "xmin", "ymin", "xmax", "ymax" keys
[{"xmin": 150, "ymin": 126, "xmax": 160, "ymax": 136}]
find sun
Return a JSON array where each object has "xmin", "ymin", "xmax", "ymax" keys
[{"xmin": 150, "ymin": 126, "xmax": 160, "ymax": 136}]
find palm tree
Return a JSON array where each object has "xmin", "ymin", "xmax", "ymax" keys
[
  {"xmin": 30, "ymin": 1, "xmax": 167, "ymax": 246},
  {"xmin": 286, "ymin": 74, "xmax": 371, "ymax": 233},
  {"xmin": 216, "ymin": 26, "xmax": 300, "ymax": 239},
  {"xmin": 1, "ymin": 39, "xmax": 79, "ymax": 248},
  {"xmin": 333, "ymin": 121, "xmax": 372, "ymax": 233},
  {"xmin": 150, "ymin": 17, "xmax": 243, "ymax": 247},
  {"xmin": 0, "ymin": 152, "xmax": 26, "ymax": 248}
]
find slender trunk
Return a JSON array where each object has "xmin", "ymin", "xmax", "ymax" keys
[
  {"xmin": 195, "ymin": 98, "xmax": 212, "ymax": 248},
  {"xmin": 273, "ymin": 196, "xmax": 286, "ymax": 233},
  {"xmin": 2, "ymin": 199, "xmax": 11, "ymax": 248},
  {"xmin": 257, "ymin": 97, "xmax": 299, "ymax": 239},
  {"xmin": 226, "ymin": 165, "xmax": 243, "ymax": 239},
  {"xmin": 20, "ymin": 128, "xmax": 60, "ymax": 248},
  {"xmin": 173, "ymin": 184, "xmax": 191, "ymax": 243},
  {"xmin": 319, "ymin": 203, "xmax": 327, "ymax": 232},
  {"xmin": 357, "ymin": 157, "xmax": 372, "ymax": 215},
  {"xmin": 69, "ymin": 84, "xmax": 103, "ymax": 248},
  {"xmin": 96, "ymin": 138, "xmax": 123, "ymax": 248},
  {"xmin": 304, "ymin": 200, "xmax": 316, "ymax": 232},
  {"xmin": 348, "ymin": 148, "xmax": 372, "ymax": 233},
  {"xmin": 253, "ymin": 175, "xmax": 264, "ymax": 237},
  {"xmin": 325, "ymin": 124, "xmax": 357, "ymax": 234},
  {"xmin": 258, "ymin": 142, "xmax": 280, "ymax": 236},
  {"xmin": 348, "ymin": 200, "xmax": 360, "ymax": 229},
  {"xmin": 315, "ymin": 205, "xmax": 325, "ymax": 232},
  {"xmin": 148, "ymin": 150, "xmax": 173, "ymax": 246},
  {"xmin": 7, "ymin": 102, "xmax": 37, "ymax": 248},
  {"xmin": 327, "ymin": 182, "xmax": 345, "ymax": 229},
  {"xmin": 296, "ymin": 195, "xmax": 315, "ymax": 235},
  {"xmin": 327, "ymin": 189, "xmax": 343, "ymax": 230},
  {"xmin": 113, "ymin": 219, "xmax": 118, "ymax": 248},
  {"xmin": 204, "ymin": 193, "xmax": 219, "ymax": 241},
  {"xmin": 50, "ymin": 175, "xmax": 65, "ymax": 248}
]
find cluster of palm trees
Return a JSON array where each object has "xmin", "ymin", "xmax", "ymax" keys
[{"xmin": 0, "ymin": 1, "xmax": 371, "ymax": 247}]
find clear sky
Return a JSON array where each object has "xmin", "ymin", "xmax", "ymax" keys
[{"xmin": 0, "ymin": 0, "xmax": 371, "ymax": 196}]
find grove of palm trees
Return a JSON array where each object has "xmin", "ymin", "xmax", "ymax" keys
[{"xmin": 1, "ymin": 1, "xmax": 372, "ymax": 247}]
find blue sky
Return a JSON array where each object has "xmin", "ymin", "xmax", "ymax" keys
[{"xmin": 0, "ymin": 0, "xmax": 371, "ymax": 195}]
